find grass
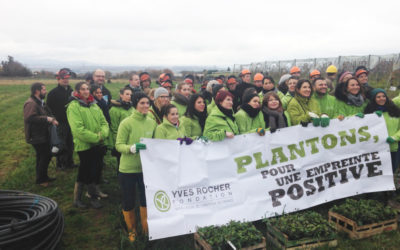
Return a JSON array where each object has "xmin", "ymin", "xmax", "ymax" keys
[{"xmin": 0, "ymin": 78, "xmax": 400, "ymax": 249}]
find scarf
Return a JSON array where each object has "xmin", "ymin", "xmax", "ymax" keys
[
  {"xmin": 120, "ymin": 100, "xmax": 132, "ymax": 110},
  {"xmin": 193, "ymin": 109, "xmax": 207, "ymax": 131},
  {"xmin": 241, "ymin": 103, "xmax": 261, "ymax": 118},
  {"xmin": 73, "ymin": 91, "xmax": 95, "ymax": 106},
  {"xmin": 262, "ymin": 106, "xmax": 286, "ymax": 131},
  {"xmin": 262, "ymin": 87, "xmax": 277, "ymax": 95},
  {"xmin": 346, "ymin": 93, "xmax": 364, "ymax": 107},
  {"xmin": 217, "ymin": 104, "xmax": 235, "ymax": 121},
  {"xmin": 173, "ymin": 93, "xmax": 189, "ymax": 106}
]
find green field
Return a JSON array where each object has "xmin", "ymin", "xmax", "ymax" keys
[{"xmin": 1, "ymin": 79, "xmax": 400, "ymax": 249}]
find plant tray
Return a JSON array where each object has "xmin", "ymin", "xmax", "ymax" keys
[
  {"xmin": 194, "ymin": 232, "xmax": 266, "ymax": 250},
  {"xmin": 328, "ymin": 211, "xmax": 397, "ymax": 239},
  {"xmin": 266, "ymin": 223, "xmax": 337, "ymax": 250}
]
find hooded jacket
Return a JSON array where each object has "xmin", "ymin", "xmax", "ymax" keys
[
  {"xmin": 171, "ymin": 93, "xmax": 188, "ymax": 117},
  {"xmin": 115, "ymin": 109, "xmax": 157, "ymax": 173},
  {"xmin": 234, "ymin": 108, "xmax": 265, "ymax": 134},
  {"xmin": 204, "ymin": 107, "xmax": 239, "ymax": 141},
  {"xmin": 281, "ymin": 91, "xmax": 294, "ymax": 110},
  {"xmin": 23, "ymin": 96, "xmax": 52, "ymax": 144},
  {"xmin": 109, "ymin": 100, "xmax": 134, "ymax": 146},
  {"xmin": 154, "ymin": 118, "xmax": 186, "ymax": 139},
  {"xmin": 311, "ymin": 92, "xmax": 337, "ymax": 118},
  {"xmin": 66, "ymin": 96, "xmax": 109, "ymax": 152},
  {"xmin": 181, "ymin": 115, "xmax": 203, "ymax": 138},
  {"xmin": 287, "ymin": 94, "xmax": 321, "ymax": 125},
  {"xmin": 47, "ymin": 84, "xmax": 73, "ymax": 123}
]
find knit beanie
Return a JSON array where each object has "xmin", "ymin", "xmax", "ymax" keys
[
  {"xmin": 212, "ymin": 84, "xmax": 225, "ymax": 97},
  {"xmin": 132, "ymin": 92, "xmax": 149, "ymax": 108},
  {"xmin": 215, "ymin": 90, "xmax": 234, "ymax": 105},
  {"xmin": 278, "ymin": 74, "xmax": 292, "ymax": 85},
  {"xmin": 154, "ymin": 87, "xmax": 169, "ymax": 99},
  {"xmin": 369, "ymin": 88, "xmax": 386, "ymax": 101},
  {"xmin": 242, "ymin": 91, "xmax": 258, "ymax": 104},
  {"xmin": 206, "ymin": 80, "xmax": 219, "ymax": 93}
]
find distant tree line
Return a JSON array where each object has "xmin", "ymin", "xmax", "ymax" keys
[{"xmin": 0, "ymin": 56, "xmax": 32, "ymax": 77}]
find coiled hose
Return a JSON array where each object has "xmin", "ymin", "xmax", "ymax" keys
[{"xmin": 0, "ymin": 190, "xmax": 64, "ymax": 250}]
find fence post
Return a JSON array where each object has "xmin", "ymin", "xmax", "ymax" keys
[{"xmin": 368, "ymin": 55, "xmax": 371, "ymax": 69}]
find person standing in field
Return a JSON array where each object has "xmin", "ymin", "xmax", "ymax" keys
[
  {"xmin": 126, "ymin": 74, "xmax": 143, "ymax": 99},
  {"xmin": 67, "ymin": 82, "xmax": 109, "ymax": 209},
  {"xmin": 116, "ymin": 92, "xmax": 157, "ymax": 242},
  {"xmin": 235, "ymin": 69, "xmax": 253, "ymax": 105},
  {"xmin": 325, "ymin": 65, "xmax": 338, "ymax": 92},
  {"xmin": 92, "ymin": 69, "xmax": 112, "ymax": 107},
  {"xmin": 311, "ymin": 77, "xmax": 337, "ymax": 118},
  {"xmin": 139, "ymin": 72, "xmax": 151, "ymax": 92},
  {"xmin": 181, "ymin": 93, "xmax": 208, "ymax": 138},
  {"xmin": 290, "ymin": 66, "xmax": 301, "ymax": 78},
  {"xmin": 171, "ymin": 82, "xmax": 191, "ymax": 116},
  {"xmin": 24, "ymin": 82, "xmax": 58, "ymax": 187},
  {"xmin": 148, "ymin": 87, "xmax": 170, "ymax": 125},
  {"xmin": 47, "ymin": 68, "xmax": 77, "ymax": 171}
]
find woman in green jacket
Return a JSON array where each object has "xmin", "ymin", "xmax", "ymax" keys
[
  {"xmin": 181, "ymin": 93, "xmax": 208, "ymax": 138},
  {"xmin": 204, "ymin": 90, "xmax": 239, "ymax": 141},
  {"xmin": 335, "ymin": 77, "xmax": 368, "ymax": 118},
  {"xmin": 154, "ymin": 104, "xmax": 186, "ymax": 140},
  {"xmin": 109, "ymin": 87, "xmax": 134, "ymax": 169},
  {"xmin": 235, "ymin": 88, "xmax": 265, "ymax": 134},
  {"xmin": 66, "ymin": 82, "xmax": 109, "ymax": 209},
  {"xmin": 148, "ymin": 87, "xmax": 170, "ymax": 125},
  {"xmin": 287, "ymin": 79, "xmax": 322, "ymax": 126},
  {"xmin": 364, "ymin": 88, "xmax": 400, "ymax": 173},
  {"xmin": 281, "ymin": 77, "xmax": 298, "ymax": 109},
  {"xmin": 115, "ymin": 92, "xmax": 157, "ymax": 242},
  {"xmin": 171, "ymin": 82, "xmax": 191, "ymax": 116},
  {"xmin": 262, "ymin": 92, "xmax": 291, "ymax": 132}
]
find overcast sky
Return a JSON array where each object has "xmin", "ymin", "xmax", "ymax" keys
[{"xmin": 1, "ymin": 0, "xmax": 399, "ymax": 67}]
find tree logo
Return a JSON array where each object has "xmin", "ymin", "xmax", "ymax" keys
[{"xmin": 154, "ymin": 190, "xmax": 171, "ymax": 212}]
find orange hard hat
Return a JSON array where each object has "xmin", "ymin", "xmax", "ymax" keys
[
  {"xmin": 240, "ymin": 69, "xmax": 251, "ymax": 76},
  {"xmin": 355, "ymin": 69, "xmax": 368, "ymax": 77},
  {"xmin": 310, "ymin": 70, "xmax": 321, "ymax": 77},
  {"xmin": 290, "ymin": 66, "xmax": 301, "ymax": 74},
  {"xmin": 253, "ymin": 73, "xmax": 264, "ymax": 81}
]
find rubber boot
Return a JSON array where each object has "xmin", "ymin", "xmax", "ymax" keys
[
  {"xmin": 96, "ymin": 185, "xmax": 108, "ymax": 198},
  {"xmin": 88, "ymin": 183, "xmax": 103, "ymax": 209},
  {"xmin": 73, "ymin": 182, "xmax": 87, "ymax": 208},
  {"xmin": 140, "ymin": 206, "xmax": 148, "ymax": 235},
  {"xmin": 122, "ymin": 209, "xmax": 137, "ymax": 242}
]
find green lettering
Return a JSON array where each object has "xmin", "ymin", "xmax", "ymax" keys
[
  {"xmin": 253, "ymin": 152, "xmax": 269, "ymax": 169},
  {"xmin": 288, "ymin": 142, "xmax": 305, "ymax": 160},
  {"xmin": 271, "ymin": 147, "xmax": 288, "ymax": 165},
  {"xmin": 358, "ymin": 126, "xmax": 371, "ymax": 142},
  {"xmin": 305, "ymin": 137, "xmax": 320, "ymax": 154},
  {"xmin": 321, "ymin": 134, "xmax": 338, "ymax": 149},
  {"xmin": 234, "ymin": 155, "xmax": 252, "ymax": 174},
  {"xmin": 339, "ymin": 129, "xmax": 356, "ymax": 146}
]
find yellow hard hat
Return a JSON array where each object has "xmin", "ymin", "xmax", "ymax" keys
[{"xmin": 326, "ymin": 65, "xmax": 338, "ymax": 74}]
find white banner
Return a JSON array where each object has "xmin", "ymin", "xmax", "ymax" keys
[{"xmin": 141, "ymin": 114, "xmax": 395, "ymax": 240}]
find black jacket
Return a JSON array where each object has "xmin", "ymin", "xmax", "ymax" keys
[
  {"xmin": 47, "ymin": 84, "xmax": 73, "ymax": 123},
  {"xmin": 95, "ymin": 97, "xmax": 111, "ymax": 124},
  {"xmin": 100, "ymin": 85, "xmax": 112, "ymax": 107}
]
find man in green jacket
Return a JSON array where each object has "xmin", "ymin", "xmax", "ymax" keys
[{"xmin": 311, "ymin": 77, "xmax": 337, "ymax": 118}]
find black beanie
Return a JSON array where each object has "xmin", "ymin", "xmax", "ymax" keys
[
  {"xmin": 212, "ymin": 84, "xmax": 224, "ymax": 97},
  {"xmin": 242, "ymin": 91, "xmax": 258, "ymax": 104},
  {"xmin": 132, "ymin": 92, "xmax": 149, "ymax": 108}
]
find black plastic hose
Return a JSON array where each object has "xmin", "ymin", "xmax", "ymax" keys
[{"xmin": 0, "ymin": 190, "xmax": 64, "ymax": 250}]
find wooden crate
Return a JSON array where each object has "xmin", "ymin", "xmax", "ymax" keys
[
  {"xmin": 194, "ymin": 232, "xmax": 266, "ymax": 250},
  {"xmin": 266, "ymin": 223, "xmax": 337, "ymax": 250},
  {"xmin": 328, "ymin": 211, "xmax": 397, "ymax": 239}
]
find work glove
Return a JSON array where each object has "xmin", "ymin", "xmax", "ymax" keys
[
  {"xmin": 130, "ymin": 143, "xmax": 146, "ymax": 154},
  {"xmin": 355, "ymin": 113, "xmax": 364, "ymax": 118},
  {"xmin": 386, "ymin": 136, "xmax": 396, "ymax": 144},
  {"xmin": 256, "ymin": 128, "xmax": 265, "ymax": 136},
  {"xmin": 320, "ymin": 114, "xmax": 330, "ymax": 128},
  {"xmin": 309, "ymin": 112, "xmax": 320, "ymax": 127},
  {"xmin": 196, "ymin": 136, "xmax": 209, "ymax": 143},
  {"xmin": 300, "ymin": 121, "xmax": 308, "ymax": 127},
  {"xmin": 375, "ymin": 110, "xmax": 383, "ymax": 117},
  {"xmin": 177, "ymin": 136, "xmax": 193, "ymax": 145}
]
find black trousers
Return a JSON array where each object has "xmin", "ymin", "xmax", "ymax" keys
[
  {"xmin": 56, "ymin": 123, "xmax": 74, "ymax": 168},
  {"xmin": 118, "ymin": 172, "xmax": 146, "ymax": 210},
  {"xmin": 77, "ymin": 146, "xmax": 103, "ymax": 185},
  {"xmin": 32, "ymin": 143, "xmax": 52, "ymax": 184}
]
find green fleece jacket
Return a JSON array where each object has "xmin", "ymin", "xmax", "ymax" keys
[
  {"xmin": 171, "ymin": 100, "xmax": 187, "ymax": 117},
  {"xmin": 204, "ymin": 107, "xmax": 239, "ymax": 141},
  {"xmin": 207, "ymin": 99, "xmax": 216, "ymax": 114},
  {"xmin": 109, "ymin": 104, "xmax": 134, "ymax": 146},
  {"xmin": 392, "ymin": 94, "xmax": 400, "ymax": 108},
  {"xmin": 234, "ymin": 109, "xmax": 265, "ymax": 134},
  {"xmin": 181, "ymin": 115, "xmax": 203, "ymax": 138},
  {"xmin": 383, "ymin": 112, "xmax": 400, "ymax": 152},
  {"xmin": 66, "ymin": 99, "xmax": 109, "ymax": 152},
  {"xmin": 287, "ymin": 94, "xmax": 321, "ymax": 126},
  {"xmin": 311, "ymin": 92, "xmax": 337, "ymax": 118},
  {"xmin": 281, "ymin": 92, "xmax": 294, "ymax": 110},
  {"xmin": 258, "ymin": 90, "xmax": 285, "ymax": 104},
  {"xmin": 154, "ymin": 118, "xmax": 186, "ymax": 139},
  {"xmin": 115, "ymin": 110, "xmax": 157, "ymax": 173},
  {"xmin": 335, "ymin": 99, "xmax": 368, "ymax": 117}
]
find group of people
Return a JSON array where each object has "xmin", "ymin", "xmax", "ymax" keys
[{"xmin": 23, "ymin": 65, "xmax": 400, "ymax": 242}]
